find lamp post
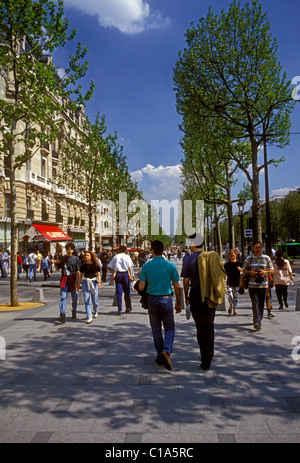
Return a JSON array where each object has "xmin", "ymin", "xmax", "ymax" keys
[
  {"xmin": 238, "ymin": 198, "xmax": 245, "ymax": 262},
  {"xmin": 262, "ymin": 122, "xmax": 272, "ymax": 257}
]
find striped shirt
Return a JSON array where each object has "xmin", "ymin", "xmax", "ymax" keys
[{"xmin": 243, "ymin": 254, "xmax": 274, "ymax": 289}]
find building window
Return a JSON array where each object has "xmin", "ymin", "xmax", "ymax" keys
[
  {"xmin": 41, "ymin": 156, "xmax": 46, "ymax": 177},
  {"xmin": 5, "ymin": 194, "xmax": 11, "ymax": 218}
]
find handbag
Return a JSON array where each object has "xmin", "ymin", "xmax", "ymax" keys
[{"xmin": 239, "ymin": 273, "xmax": 249, "ymax": 290}]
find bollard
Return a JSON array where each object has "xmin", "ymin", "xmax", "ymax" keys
[
  {"xmin": 32, "ymin": 288, "xmax": 44, "ymax": 302},
  {"xmin": 216, "ymin": 297, "xmax": 227, "ymax": 312},
  {"xmin": 0, "ymin": 336, "xmax": 6, "ymax": 361},
  {"xmin": 296, "ymin": 287, "xmax": 300, "ymax": 311}
]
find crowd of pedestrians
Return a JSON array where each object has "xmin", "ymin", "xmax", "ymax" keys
[{"xmin": 0, "ymin": 238, "xmax": 296, "ymax": 372}]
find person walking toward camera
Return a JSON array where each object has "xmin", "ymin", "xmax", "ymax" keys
[
  {"xmin": 224, "ymin": 249, "xmax": 243, "ymax": 316},
  {"xmin": 54, "ymin": 243, "xmax": 80, "ymax": 323},
  {"xmin": 78, "ymin": 251, "xmax": 101, "ymax": 324},
  {"xmin": 242, "ymin": 241, "xmax": 274, "ymax": 331}
]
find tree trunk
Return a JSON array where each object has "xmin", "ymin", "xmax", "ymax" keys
[{"xmin": 250, "ymin": 138, "xmax": 262, "ymax": 243}]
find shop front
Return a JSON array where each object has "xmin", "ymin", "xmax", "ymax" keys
[{"xmin": 23, "ymin": 224, "xmax": 72, "ymax": 255}]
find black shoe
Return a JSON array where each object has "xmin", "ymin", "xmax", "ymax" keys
[
  {"xmin": 254, "ymin": 323, "xmax": 261, "ymax": 331},
  {"xmin": 72, "ymin": 310, "xmax": 77, "ymax": 319},
  {"xmin": 285, "ymin": 302, "xmax": 289, "ymax": 308},
  {"xmin": 200, "ymin": 362, "xmax": 211, "ymax": 371},
  {"xmin": 155, "ymin": 354, "xmax": 165, "ymax": 366},
  {"xmin": 125, "ymin": 308, "xmax": 132, "ymax": 313},
  {"xmin": 57, "ymin": 313, "xmax": 66, "ymax": 324}
]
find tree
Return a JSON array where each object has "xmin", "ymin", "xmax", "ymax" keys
[
  {"xmin": 59, "ymin": 111, "xmax": 143, "ymax": 249},
  {"xmin": 0, "ymin": 0, "xmax": 94, "ymax": 306},
  {"xmin": 173, "ymin": 0, "xmax": 295, "ymax": 243},
  {"xmin": 179, "ymin": 114, "xmax": 252, "ymax": 249}
]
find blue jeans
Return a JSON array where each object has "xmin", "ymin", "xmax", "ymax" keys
[
  {"xmin": 115, "ymin": 272, "xmax": 131, "ymax": 312},
  {"xmin": 17, "ymin": 264, "xmax": 22, "ymax": 277},
  {"xmin": 147, "ymin": 294, "xmax": 175, "ymax": 355},
  {"xmin": 82, "ymin": 279, "xmax": 99, "ymax": 319},
  {"xmin": 1, "ymin": 260, "xmax": 8, "ymax": 277},
  {"xmin": 249, "ymin": 288, "xmax": 267, "ymax": 326},
  {"xmin": 29, "ymin": 263, "xmax": 37, "ymax": 280},
  {"xmin": 59, "ymin": 281, "xmax": 78, "ymax": 315}
]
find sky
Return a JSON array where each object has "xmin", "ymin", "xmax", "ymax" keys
[{"xmin": 54, "ymin": 0, "xmax": 300, "ymax": 221}]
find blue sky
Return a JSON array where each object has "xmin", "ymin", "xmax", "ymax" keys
[{"xmin": 55, "ymin": 0, "xmax": 300, "ymax": 210}]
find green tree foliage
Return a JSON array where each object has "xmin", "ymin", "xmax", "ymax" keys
[
  {"xmin": 173, "ymin": 0, "xmax": 295, "ymax": 243},
  {"xmin": 0, "ymin": 0, "xmax": 94, "ymax": 305}
]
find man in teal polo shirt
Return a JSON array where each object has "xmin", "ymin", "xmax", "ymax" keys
[{"xmin": 139, "ymin": 240, "xmax": 181, "ymax": 370}]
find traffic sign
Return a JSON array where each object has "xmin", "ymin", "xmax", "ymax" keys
[{"xmin": 245, "ymin": 229, "xmax": 252, "ymax": 238}]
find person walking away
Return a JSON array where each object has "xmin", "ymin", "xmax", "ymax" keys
[
  {"xmin": 54, "ymin": 243, "xmax": 80, "ymax": 323},
  {"xmin": 36, "ymin": 249, "xmax": 42, "ymax": 273},
  {"xmin": 242, "ymin": 241, "xmax": 274, "ymax": 331},
  {"xmin": 0, "ymin": 248, "xmax": 9, "ymax": 278},
  {"xmin": 224, "ymin": 249, "xmax": 243, "ymax": 316},
  {"xmin": 109, "ymin": 245, "xmax": 134, "ymax": 315},
  {"xmin": 139, "ymin": 240, "xmax": 181, "ymax": 371},
  {"xmin": 78, "ymin": 251, "xmax": 101, "ymax": 324},
  {"xmin": 41, "ymin": 252, "xmax": 51, "ymax": 281},
  {"xmin": 181, "ymin": 234, "xmax": 225, "ymax": 371},
  {"xmin": 100, "ymin": 251, "xmax": 108, "ymax": 282},
  {"xmin": 28, "ymin": 250, "xmax": 37, "ymax": 282},
  {"xmin": 273, "ymin": 250, "xmax": 294, "ymax": 309},
  {"xmin": 22, "ymin": 252, "xmax": 29, "ymax": 279}
]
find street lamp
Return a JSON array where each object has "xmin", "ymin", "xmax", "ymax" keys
[{"xmin": 237, "ymin": 198, "xmax": 245, "ymax": 262}]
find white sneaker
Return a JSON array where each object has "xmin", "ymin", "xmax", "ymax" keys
[
  {"xmin": 86, "ymin": 318, "xmax": 93, "ymax": 324},
  {"xmin": 93, "ymin": 312, "xmax": 98, "ymax": 318}
]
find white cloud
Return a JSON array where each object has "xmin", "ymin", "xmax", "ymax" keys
[
  {"xmin": 272, "ymin": 187, "xmax": 299, "ymax": 195},
  {"xmin": 64, "ymin": 0, "xmax": 170, "ymax": 34},
  {"xmin": 131, "ymin": 164, "xmax": 182, "ymax": 203},
  {"xmin": 131, "ymin": 163, "xmax": 181, "ymax": 181}
]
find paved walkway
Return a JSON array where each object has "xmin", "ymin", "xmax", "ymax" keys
[{"xmin": 0, "ymin": 260, "xmax": 300, "ymax": 444}]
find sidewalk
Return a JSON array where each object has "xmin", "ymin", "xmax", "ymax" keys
[{"xmin": 0, "ymin": 262, "xmax": 300, "ymax": 443}]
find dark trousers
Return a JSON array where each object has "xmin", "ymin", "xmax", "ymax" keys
[
  {"xmin": 275, "ymin": 284, "xmax": 288, "ymax": 308},
  {"xmin": 115, "ymin": 272, "xmax": 131, "ymax": 312},
  {"xmin": 189, "ymin": 286, "xmax": 216, "ymax": 369},
  {"xmin": 249, "ymin": 288, "xmax": 267, "ymax": 326},
  {"xmin": 102, "ymin": 266, "xmax": 107, "ymax": 282}
]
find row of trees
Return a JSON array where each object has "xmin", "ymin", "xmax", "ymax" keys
[
  {"xmin": 173, "ymin": 0, "xmax": 296, "ymax": 251},
  {"xmin": 0, "ymin": 0, "xmax": 141, "ymax": 305}
]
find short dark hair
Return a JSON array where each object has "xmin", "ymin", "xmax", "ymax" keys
[
  {"xmin": 119, "ymin": 245, "xmax": 127, "ymax": 253},
  {"xmin": 65, "ymin": 242, "xmax": 75, "ymax": 250},
  {"xmin": 151, "ymin": 240, "xmax": 164, "ymax": 256}
]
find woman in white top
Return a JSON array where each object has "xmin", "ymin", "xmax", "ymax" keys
[{"xmin": 273, "ymin": 250, "xmax": 294, "ymax": 309}]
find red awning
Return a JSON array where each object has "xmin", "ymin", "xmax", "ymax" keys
[{"xmin": 32, "ymin": 224, "xmax": 72, "ymax": 241}]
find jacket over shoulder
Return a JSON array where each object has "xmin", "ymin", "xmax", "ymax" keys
[{"xmin": 198, "ymin": 251, "xmax": 226, "ymax": 308}]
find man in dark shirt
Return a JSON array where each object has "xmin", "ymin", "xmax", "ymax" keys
[
  {"xmin": 181, "ymin": 233, "xmax": 215, "ymax": 371},
  {"xmin": 54, "ymin": 242, "xmax": 80, "ymax": 323}
]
